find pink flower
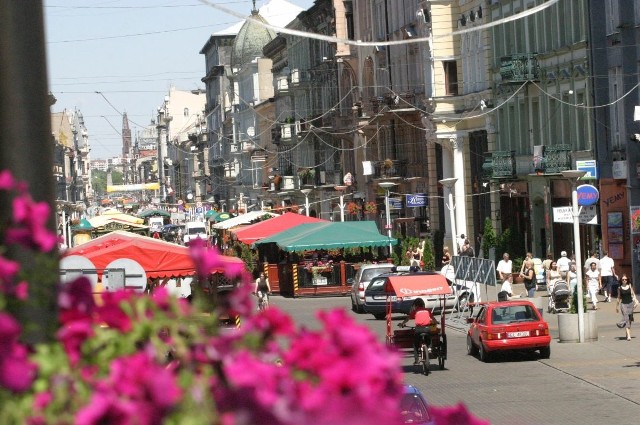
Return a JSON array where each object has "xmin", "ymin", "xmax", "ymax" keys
[
  {"xmin": 58, "ymin": 277, "xmax": 95, "ymax": 325},
  {"xmin": 5, "ymin": 195, "xmax": 57, "ymax": 252},
  {"xmin": 0, "ymin": 169, "xmax": 15, "ymax": 190},
  {"xmin": 429, "ymin": 403, "xmax": 491, "ymax": 425},
  {"xmin": 76, "ymin": 352, "xmax": 182, "ymax": 425},
  {"xmin": 0, "ymin": 256, "xmax": 20, "ymax": 289},
  {"xmin": 189, "ymin": 240, "xmax": 247, "ymax": 281},
  {"xmin": 57, "ymin": 320, "xmax": 95, "ymax": 366},
  {"xmin": 95, "ymin": 291, "xmax": 134, "ymax": 332},
  {"xmin": 75, "ymin": 392, "xmax": 137, "ymax": 425},
  {"xmin": 0, "ymin": 313, "xmax": 37, "ymax": 392}
]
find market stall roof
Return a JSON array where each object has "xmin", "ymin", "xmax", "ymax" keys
[
  {"xmin": 231, "ymin": 212, "xmax": 326, "ymax": 245},
  {"xmin": 212, "ymin": 210, "xmax": 279, "ymax": 230},
  {"xmin": 63, "ymin": 230, "xmax": 243, "ymax": 279},
  {"xmin": 71, "ymin": 218, "xmax": 94, "ymax": 231},
  {"xmin": 253, "ymin": 221, "xmax": 397, "ymax": 252},
  {"xmin": 384, "ymin": 274, "xmax": 452, "ymax": 298},
  {"xmin": 137, "ymin": 209, "xmax": 171, "ymax": 218},
  {"xmin": 89, "ymin": 213, "xmax": 144, "ymax": 227}
]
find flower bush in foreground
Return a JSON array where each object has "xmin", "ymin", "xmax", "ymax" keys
[{"xmin": 0, "ymin": 170, "xmax": 487, "ymax": 424}]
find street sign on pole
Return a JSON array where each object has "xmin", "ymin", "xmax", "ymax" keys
[{"xmin": 552, "ymin": 205, "xmax": 598, "ymax": 225}]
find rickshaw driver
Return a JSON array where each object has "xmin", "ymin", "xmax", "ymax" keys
[{"xmin": 398, "ymin": 298, "xmax": 439, "ymax": 365}]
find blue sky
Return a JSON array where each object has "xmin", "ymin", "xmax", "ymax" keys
[{"xmin": 44, "ymin": 0, "xmax": 314, "ymax": 160}]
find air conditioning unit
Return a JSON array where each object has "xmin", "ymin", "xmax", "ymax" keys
[{"xmin": 230, "ymin": 144, "xmax": 240, "ymax": 153}]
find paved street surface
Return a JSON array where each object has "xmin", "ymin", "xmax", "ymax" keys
[{"xmin": 269, "ymin": 283, "xmax": 640, "ymax": 425}]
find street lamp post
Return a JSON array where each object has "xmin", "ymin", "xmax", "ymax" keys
[
  {"xmin": 439, "ymin": 178, "xmax": 458, "ymax": 253},
  {"xmin": 562, "ymin": 170, "xmax": 587, "ymax": 343},
  {"xmin": 335, "ymin": 185, "xmax": 347, "ymax": 222},
  {"xmin": 301, "ymin": 188, "xmax": 312, "ymax": 216},
  {"xmin": 378, "ymin": 181, "xmax": 397, "ymax": 255}
]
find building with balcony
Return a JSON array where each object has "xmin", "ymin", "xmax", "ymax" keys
[
  {"xmin": 200, "ymin": 0, "xmax": 302, "ymax": 212},
  {"xmin": 589, "ymin": 0, "xmax": 640, "ymax": 281},
  {"xmin": 483, "ymin": 0, "xmax": 593, "ymax": 259}
]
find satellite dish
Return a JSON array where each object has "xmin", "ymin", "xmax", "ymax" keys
[
  {"xmin": 246, "ymin": 126, "xmax": 255, "ymax": 137},
  {"xmin": 59, "ymin": 255, "xmax": 98, "ymax": 289},
  {"xmin": 103, "ymin": 258, "xmax": 147, "ymax": 293}
]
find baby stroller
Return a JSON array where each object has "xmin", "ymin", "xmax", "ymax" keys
[{"xmin": 548, "ymin": 280, "xmax": 571, "ymax": 313}]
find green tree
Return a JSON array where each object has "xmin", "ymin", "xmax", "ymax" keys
[
  {"xmin": 481, "ymin": 217, "xmax": 498, "ymax": 260},
  {"xmin": 422, "ymin": 237, "xmax": 435, "ymax": 270},
  {"xmin": 91, "ymin": 169, "xmax": 123, "ymax": 196}
]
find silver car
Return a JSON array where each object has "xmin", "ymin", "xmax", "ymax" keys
[{"xmin": 349, "ymin": 263, "xmax": 396, "ymax": 313}]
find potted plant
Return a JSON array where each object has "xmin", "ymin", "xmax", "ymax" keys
[
  {"xmin": 364, "ymin": 201, "xmax": 377, "ymax": 216},
  {"xmin": 557, "ymin": 289, "xmax": 598, "ymax": 342},
  {"xmin": 297, "ymin": 167, "xmax": 315, "ymax": 186},
  {"xmin": 347, "ymin": 201, "xmax": 361, "ymax": 216}
]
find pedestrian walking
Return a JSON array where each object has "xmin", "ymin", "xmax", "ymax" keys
[
  {"xmin": 599, "ymin": 250, "xmax": 618, "ymax": 302},
  {"xmin": 546, "ymin": 260, "xmax": 562, "ymax": 294},
  {"xmin": 496, "ymin": 252, "xmax": 513, "ymax": 282},
  {"xmin": 459, "ymin": 239, "xmax": 475, "ymax": 257},
  {"xmin": 616, "ymin": 274, "xmax": 638, "ymax": 341},
  {"xmin": 567, "ymin": 262, "xmax": 578, "ymax": 294},
  {"xmin": 557, "ymin": 251, "xmax": 571, "ymax": 278},
  {"xmin": 583, "ymin": 251, "xmax": 600, "ymax": 273},
  {"xmin": 519, "ymin": 252, "xmax": 533, "ymax": 274},
  {"xmin": 520, "ymin": 259, "xmax": 537, "ymax": 298},
  {"xmin": 585, "ymin": 261, "xmax": 601, "ymax": 310},
  {"xmin": 441, "ymin": 246, "xmax": 451, "ymax": 266}
]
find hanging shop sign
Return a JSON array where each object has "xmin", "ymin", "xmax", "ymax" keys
[
  {"xmin": 577, "ymin": 184, "xmax": 599, "ymax": 207},
  {"xmin": 405, "ymin": 193, "xmax": 427, "ymax": 207}
]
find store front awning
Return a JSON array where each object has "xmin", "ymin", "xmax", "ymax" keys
[
  {"xmin": 231, "ymin": 212, "xmax": 326, "ymax": 245},
  {"xmin": 253, "ymin": 221, "xmax": 397, "ymax": 252}
]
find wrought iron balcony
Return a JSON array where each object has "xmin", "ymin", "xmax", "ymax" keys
[
  {"xmin": 537, "ymin": 144, "xmax": 572, "ymax": 174},
  {"xmin": 373, "ymin": 159, "xmax": 408, "ymax": 179},
  {"xmin": 500, "ymin": 53, "xmax": 539, "ymax": 83},
  {"xmin": 482, "ymin": 151, "xmax": 515, "ymax": 179}
]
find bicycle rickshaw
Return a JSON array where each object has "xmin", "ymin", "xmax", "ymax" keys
[{"xmin": 384, "ymin": 274, "xmax": 451, "ymax": 374}]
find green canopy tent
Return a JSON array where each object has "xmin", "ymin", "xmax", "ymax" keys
[
  {"xmin": 253, "ymin": 221, "xmax": 397, "ymax": 252},
  {"xmin": 137, "ymin": 209, "xmax": 170, "ymax": 219}
]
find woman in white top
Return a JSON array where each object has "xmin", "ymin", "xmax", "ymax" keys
[
  {"xmin": 546, "ymin": 261, "xmax": 562, "ymax": 293},
  {"xmin": 567, "ymin": 262, "xmax": 578, "ymax": 294},
  {"xmin": 585, "ymin": 261, "xmax": 601, "ymax": 310}
]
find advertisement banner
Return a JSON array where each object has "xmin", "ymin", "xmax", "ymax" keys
[{"xmin": 630, "ymin": 206, "xmax": 640, "ymax": 234}]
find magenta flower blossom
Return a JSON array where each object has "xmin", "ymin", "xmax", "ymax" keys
[
  {"xmin": 429, "ymin": 403, "xmax": 491, "ymax": 425},
  {"xmin": 95, "ymin": 291, "xmax": 134, "ymax": 332},
  {"xmin": 0, "ymin": 256, "xmax": 20, "ymax": 289},
  {"xmin": 77, "ymin": 352, "xmax": 182, "ymax": 425},
  {"xmin": 58, "ymin": 277, "xmax": 95, "ymax": 325},
  {"xmin": 57, "ymin": 320, "xmax": 95, "ymax": 366},
  {"xmin": 5, "ymin": 194, "xmax": 57, "ymax": 252},
  {"xmin": 0, "ymin": 313, "xmax": 37, "ymax": 392},
  {"xmin": 189, "ymin": 240, "xmax": 247, "ymax": 281},
  {"xmin": 0, "ymin": 169, "xmax": 15, "ymax": 190}
]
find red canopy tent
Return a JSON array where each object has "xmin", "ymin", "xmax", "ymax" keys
[
  {"xmin": 64, "ymin": 230, "xmax": 243, "ymax": 279},
  {"xmin": 231, "ymin": 212, "xmax": 326, "ymax": 245}
]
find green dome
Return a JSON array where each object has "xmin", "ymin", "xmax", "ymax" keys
[{"xmin": 231, "ymin": 10, "xmax": 276, "ymax": 69}]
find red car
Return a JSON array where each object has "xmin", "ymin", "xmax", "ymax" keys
[{"xmin": 466, "ymin": 300, "xmax": 551, "ymax": 362}]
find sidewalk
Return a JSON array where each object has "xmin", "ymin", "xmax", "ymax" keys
[{"xmin": 516, "ymin": 283, "xmax": 640, "ymax": 404}]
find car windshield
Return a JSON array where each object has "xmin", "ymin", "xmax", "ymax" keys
[
  {"xmin": 491, "ymin": 304, "xmax": 538, "ymax": 324},
  {"xmin": 362, "ymin": 267, "xmax": 392, "ymax": 281},
  {"xmin": 400, "ymin": 393, "xmax": 430, "ymax": 424},
  {"xmin": 188, "ymin": 227, "xmax": 206, "ymax": 235}
]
